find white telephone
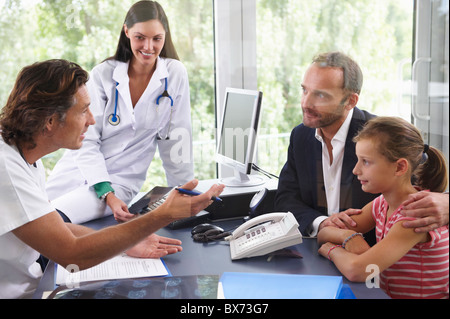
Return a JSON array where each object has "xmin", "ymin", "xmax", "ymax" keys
[{"xmin": 226, "ymin": 212, "xmax": 303, "ymax": 260}]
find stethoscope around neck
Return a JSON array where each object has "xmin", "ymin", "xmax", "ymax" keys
[{"xmin": 108, "ymin": 77, "xmax": 174, "ymax": 140}]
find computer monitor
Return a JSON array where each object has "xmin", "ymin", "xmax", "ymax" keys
[{"xmin": 216, "ymin": 87, "xmax": 264, "ymax": 187}]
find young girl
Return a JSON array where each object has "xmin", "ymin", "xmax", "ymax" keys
[{"xmin": 318, "ymin": 116, "xmax": 449, "ymax": 299}]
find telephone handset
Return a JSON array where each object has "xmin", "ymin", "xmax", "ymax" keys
[{"xmin": 226, "ymin": 212, "xmax": 302, "ymax": 260}]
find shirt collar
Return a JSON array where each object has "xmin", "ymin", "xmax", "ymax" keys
[
  {"xmin": 112, "ymin": 57, "xmax": 168, "ymax": 85},
  {"xmin": 8, "ymin": 141, "xmax": 38, "ymax": 168}
]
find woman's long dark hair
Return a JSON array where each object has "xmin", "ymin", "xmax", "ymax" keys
[{"xmin": 109, "ymin": 1, "xmax": 179, "ymax": 62}]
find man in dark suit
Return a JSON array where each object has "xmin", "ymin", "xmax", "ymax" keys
[
  {"xmin": 275, "ymin": 52, "xmax": 448, "ymax": 241},
  {"xmin": 275, "ymin": 52, "xmax": 377, "ymax": 240}
]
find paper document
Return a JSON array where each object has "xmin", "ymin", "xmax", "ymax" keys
[{"xmin": 55, "ymin": 254, "xmax": 169, "ymax": 285}]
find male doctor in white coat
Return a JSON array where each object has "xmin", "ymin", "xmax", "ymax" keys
[
  {"xmin": 0, "ymin": 59, "xmax": 223, "ymax": 298},
  {"xmin": 46, "ymin": 1, "xmax": 194, "ymax": 224}
]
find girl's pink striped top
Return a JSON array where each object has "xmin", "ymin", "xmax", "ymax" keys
[{"xmin": 372, "ymin": 195, "xmax": 449, "ymax": 299}]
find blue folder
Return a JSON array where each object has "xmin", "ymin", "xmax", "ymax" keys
[{"xmin": 219, "ymin": 272, "xmax": 355, "ymax": 299}]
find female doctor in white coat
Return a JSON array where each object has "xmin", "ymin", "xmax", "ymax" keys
[{"xmin": 46, "ymin": 1, "xmax": 194, "ymax": 223}]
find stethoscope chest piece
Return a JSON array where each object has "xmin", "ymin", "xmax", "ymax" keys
[
  {"xmin": 108, "ymin": 78, "xmax": 173, "ymax": 135},
  {"xmin": 108, "ymin": 114, "xmax": 120, "ymax": 126}
]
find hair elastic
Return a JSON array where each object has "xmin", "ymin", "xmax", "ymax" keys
[{"xmin": 423, "ymin": 144, "xmax": 429, "ymax": 153}]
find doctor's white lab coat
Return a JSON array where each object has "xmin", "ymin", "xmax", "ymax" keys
[{"xmin": 46, "ymin": 57, "xmax": 194, "ymax": 223}]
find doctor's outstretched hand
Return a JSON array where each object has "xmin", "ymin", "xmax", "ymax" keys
[
  {"xmin": 124, "ymin": 180, "xmax": 224, "ymax": 259},
  {"xmin": 106, "ymin": 193, "xmax": 136, "ymax": 223},
  {"xmin": 126, "ymin": 233, "xmax": 183, "ymax": 258},
  {"xmin": 163, "ymin": 179, "xmax": 225, "ymax": 221}
]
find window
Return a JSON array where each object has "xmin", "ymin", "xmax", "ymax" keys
[
  {"xmin": 255, "ymin": 0, "xmax": 414, "ymax": 177},
  {"xmin": 213, "ymin": 0, "xmax": 415, "ymax": 180},
  {"xmin": 147, "ymin": 0, "xmax": 217, "ymax": 189},
  {"xmin": 2, "ymin": 0, "xmax": 445, "ymax": 190}
]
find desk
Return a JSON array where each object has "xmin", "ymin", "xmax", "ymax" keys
[{"xmin": 33, "ymin": 215, "xmax": 388, "ymax": 299}]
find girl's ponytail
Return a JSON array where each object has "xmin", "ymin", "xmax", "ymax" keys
[{"xmin": 415, "ymin": 145, "xmax": 448, "ymax": 193}]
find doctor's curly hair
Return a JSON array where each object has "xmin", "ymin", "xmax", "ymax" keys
[{"xmin": 0, "ymin": 59, "xmax": 88, "ymax": 150}]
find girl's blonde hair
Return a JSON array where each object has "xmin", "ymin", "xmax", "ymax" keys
[{"xmin": 353, "ymin": 116, "xmax": 448, "ymax": 192}]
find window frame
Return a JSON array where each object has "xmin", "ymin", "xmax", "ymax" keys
[{"xmin": 214, "ymin": 0, "xmax": 258, "ymax": 178}]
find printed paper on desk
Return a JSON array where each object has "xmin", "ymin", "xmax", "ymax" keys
[{"xmin": 55, "ymin": 254, "xmax": 169, "ymax": 285}]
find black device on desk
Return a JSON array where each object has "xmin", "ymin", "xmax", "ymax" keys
[
  {"xmin": 191, "ymin": 223, "xmax": 232, "ymax": 243},
  {"xmin": 249, "ymin": 188, "xmax": 269, "ymax": 218},
  {"xmin": 203, "ymin": 187, "xmax": 276, "ymax": 220},
  {"xmin": 129, "ymin": 186, "xmax": 173, "ymax": 215},
  {"xmin": 128, "ymin": 186, "xmax": 211, "ymax": 229}
]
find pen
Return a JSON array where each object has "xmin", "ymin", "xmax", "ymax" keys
[{"xmin": 175, "ymin": 188, "xmax": 222, "ymax": 202}]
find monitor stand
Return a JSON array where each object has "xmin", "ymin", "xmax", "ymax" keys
[{"xmin": 220, "ymin": 170, "xmax": 265, "ymax": 187}]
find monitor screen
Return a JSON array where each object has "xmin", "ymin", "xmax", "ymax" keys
[
  {"xmin": 216, "ymin": 88, "xmax": 263, "ymax": 187},
  {"xmin": 218, "ymin": 92, "xmax": 257, "ymax": 163}
]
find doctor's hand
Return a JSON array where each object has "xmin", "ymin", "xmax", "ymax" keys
[
  {"xmin": 162, "ymin": 179, "xmax": 225, "ymax": 221},
  {"xmin": 105, "ymin": 193, "xmax": 136, "ymax": 223},
  {"xmin": 125, "ymin": 233, "xmax": 183, "ymax": 258}
]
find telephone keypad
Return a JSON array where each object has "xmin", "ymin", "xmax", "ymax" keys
[{"xmin": 236, "ymin": 224, "xmax": 284, "ymax": 253}]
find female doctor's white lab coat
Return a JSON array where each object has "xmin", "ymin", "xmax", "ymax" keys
[{"xmin": 46, "ymin": 57, "xmax": 194, "ymax": 224}]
